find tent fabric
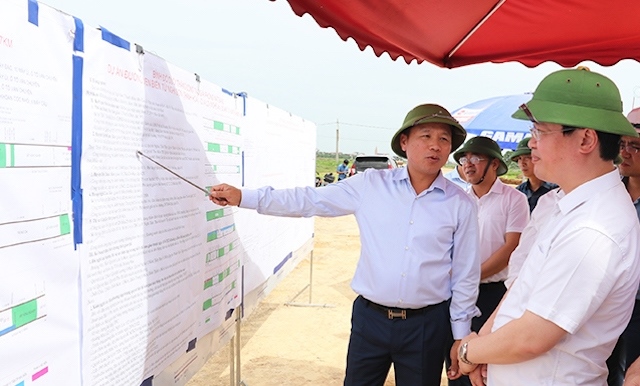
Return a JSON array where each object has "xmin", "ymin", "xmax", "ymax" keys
[
  {"xmin": 279, "ymin": 0, "xmax": 640, "ymax": 68},
  {"xmin": 451, "ymin": 94, "xmax": 532, "ymax": 150}
]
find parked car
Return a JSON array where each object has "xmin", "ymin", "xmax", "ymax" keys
[{"xmin": 349, "ymin": 155, "xmax": 399, "ymax": 176}]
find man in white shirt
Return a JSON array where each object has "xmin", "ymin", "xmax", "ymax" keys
[
  {"xmin": 210, "ymin": 104, "xmax": 481, "ymax": 386},
  {"xmin": 509, "ymin": 137, "xmax": 558, "ymax": 212},
  {"xmin": 456, "ymin": 68, "xmax": 640, "ymax": 386},
  {"xmin": 454, "ymin": 136, "xmax": 529, "ymax": 331},
  {"xmin": 607, "ymin": 108, "xmax": 640, "ymax": 385},
  {"xmin": 504, "ymin": 191, "xmax": 557, "ymax": 289},
  {"xmin": 447, "ymin": 136, "xmax": 529, "ymax": 386}
]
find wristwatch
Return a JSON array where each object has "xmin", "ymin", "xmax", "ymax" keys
[{"xmin": 458, "ymin": 341, "xmax": 475, "ymax": 365}]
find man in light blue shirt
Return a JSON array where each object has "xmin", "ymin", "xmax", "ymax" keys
[
  {"xmin": 337, "ymin": 159, "xmax": 350, "ymax": 181},
  {"xmin": 444, "ymin": 164, "xmax": 470, "ymax": 190},
  {"xmin": 210, "ymin": 104, "xmax": 481, "ymax": 386}
]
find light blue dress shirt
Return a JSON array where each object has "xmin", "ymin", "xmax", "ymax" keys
[
  {"xmin": 444, "ymin": 166, "xmax": 470, "ymax": 190},
  {"xmin": 240, "ymin": 167, "xmax": 481, "ymax": 338}
]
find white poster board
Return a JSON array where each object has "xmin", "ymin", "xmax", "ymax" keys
[
  {"xmin": 0, "ymin": 1, "xmax": 81, "ymax": 386},
  {"xmin": 0, "ymin": 1, "xmax": 317, "ymax": 385}
]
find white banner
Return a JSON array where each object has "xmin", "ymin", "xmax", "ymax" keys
[
  {"xmin": 79, "ymin": 27, "xmax": 244, "ymax": 385},
  {"xmin": 0, "ymin": 2, "xmax": 81, "ymax": 386},
  {"xmin": 1, "ymin": 1, "xmax": 316, "ymax": 385}
]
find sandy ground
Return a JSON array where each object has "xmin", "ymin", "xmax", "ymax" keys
[{"xmin": 186, "ymin": 215, "xmax": 449, "ymax": 386}]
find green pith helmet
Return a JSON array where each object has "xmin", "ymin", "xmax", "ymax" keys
[
  {"xmin": 453, "ymin": 136, "xmax": 508, "ymax": 176},
  {"xmin": 512, "ymin": 67, "xmax": 638, "ymax": 137},
  {"xmin": 508, "ymin": 137, "xmax": 532, "ymax": 161},
  {"xmin": 391, "ymin": 104, "xmax": 467, "ymax": 158}
]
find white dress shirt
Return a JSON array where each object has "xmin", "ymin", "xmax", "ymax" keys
[
  {"xmin": 505, "ymin": 190, "xmax": 558, "ymax": 288},
  {"xmin": 468, "ymin": 179, "xmax": 529, "ymax": 283},
  {"xmin": 489, "ymin": 169, "xmax": 640, "ymax": 385},
  {"xmin": 240, "ymin": 167, "xmax": 481, "ymax": 339}
]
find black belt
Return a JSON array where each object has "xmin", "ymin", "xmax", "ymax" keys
[
  {"xmin": 359, "ymin": 296, "xmax": 446, "ymax": 320},
  {"xmin": 479, "ymin": 281, "xmax": 505, "ymax": 288}
]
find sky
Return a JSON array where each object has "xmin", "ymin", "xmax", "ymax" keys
[{"xmin": 41, "ymin": 0, "xmax": 640, "ymax": 155}]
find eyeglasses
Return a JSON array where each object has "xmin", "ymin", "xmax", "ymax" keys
[
  {"xmin": 529, "ymin": 126, "xmax": 577, "ymax": 141},
  {"xmin": 620, "ymin": 140, "xmax": 640, "ymax": 154},
  {"xmin": 459, "ymin": 156, "xmax": 486, "ymax": 166}
]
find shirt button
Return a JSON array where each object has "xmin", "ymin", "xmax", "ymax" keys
[
  {"xmin": 399, "ymin": 299, "xmax": 403, "ymax": 303},
  {"xmin": 405, "ymin": 246, "xmax": 409, "ymax": 250},
  {"xmin": 409, "ymin": 220, "xmax": 414, "ymax": 224},
  {"xmin": 401, "ymin": 273, "xmax": 406, "ymax": 277}
]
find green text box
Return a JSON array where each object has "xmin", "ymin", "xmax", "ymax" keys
[
  {"xmin": 13, "ymin": 299, "xmax": 38, "ymax": 328},
  {"xmin": 59, "ymin": 214, "xmax": 71, "ymax": 235}
]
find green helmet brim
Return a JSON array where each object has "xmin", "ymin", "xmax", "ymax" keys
[
  {"xmin": 452, "ymin": 137, "xmax": 508, "ymax": 176},
  {"xmin": 391, "ymin": 104, "xmax": 467, "ymax": 158},
  {"xmin": 513, "ymin": 99, "xmax": 638, "ymax": 137},
  {"xmin": 508, "ymin": 147, "xmax": 531, "ymax": 161}
]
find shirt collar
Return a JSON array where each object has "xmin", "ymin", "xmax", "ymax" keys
[
  {"xmin": 557, "ymin": 169, "xmax": 622, "ymax": 215},
  {"xmin": 393, "ymin": 166, "xmax": 410, "ymax": 182},
  {"xmin": 432, "ymin": 171, "xmax": 447, "ymax": 192},
  {"xmin": 469, "ymin": 177, "xmax": 504, "ymax": 198},
  {"xmin": 488, "ymin": 178, "xmax": 506, "ymax": 195},
  {"xmin": 541, "ymin": 181, "xmax": 557, "ymax": 189},
  {"xmin": 450, "ymin": 166, "xmax": 462, "ymax": 180},
  {"xmin": 393, "ymin": 167, "xmax": 447, "ymax": 193},
  {"xmin": 524, "ymin": 180, "xmax": 556, "ymax": 192}
]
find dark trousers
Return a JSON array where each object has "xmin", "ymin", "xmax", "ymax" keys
[
  {"xmin": 607, "ymin": 299, "xmax": 640, "ymax": 386},
  {"xmin": 447, "ymin": 281, "xmax": 506, "ymax": 386},
  {"xmin": 344, "ymin": 295, "xmax": 450, "ymax": 386}
]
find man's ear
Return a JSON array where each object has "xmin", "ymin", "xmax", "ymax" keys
[
  {"xmin": 578, "ymin": 129, "xmax": 598, "ymax": 155},
  {"xmin": 399, "ymin": 133, "xmax": 409, "ymax": 153}
]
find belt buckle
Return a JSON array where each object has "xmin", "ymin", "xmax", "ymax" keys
[{"xmin": 387, "ymin": 309, "xmax": 406, "ymax": 319}]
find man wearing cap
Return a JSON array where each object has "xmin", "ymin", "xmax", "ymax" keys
[
  {"xmin": 209, "ymin": 104, "xmax": 481, "ymax": 386},
  {"xmin": 453, "ymin": 137, "xmax": 528, "ymax": 332},
  {"xmin": 508, "ymin": 137, "xmax": 558, "ymax": 212},
  {"xmin": 456, "ymin": 68, "xmax": 640, "ymax": 386},
  {"xmin": 608, "ymin": 108, "xmax": 640, "ymax": 385},
  {"xmin": 337, "ymin": 159, "xmax": 350, "ymax": 181},
  {"xmin": 446, "ymin": 137, "xmax": 528, "ymax": 386}
]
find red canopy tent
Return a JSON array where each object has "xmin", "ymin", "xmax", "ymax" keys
[{"xmin": 277, "ymin": 0, "xmax": 640, "ymax": 68}]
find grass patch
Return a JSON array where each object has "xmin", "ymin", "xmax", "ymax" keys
[
  {"xmin": 317, "ymin": 158, "xmax": 523, "ymax": 185},
  {"xmin": 316, "ymin": 157, "xmax": 341, "ymax": 176}
]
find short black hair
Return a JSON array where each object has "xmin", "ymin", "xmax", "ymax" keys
[
  {"xmin": 562, "ymin": 126, "xmax": 620, "ymax": 161},
  {"xmin": 596, "ymin": 131, "xmax": 621, "ymax": 161}
]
